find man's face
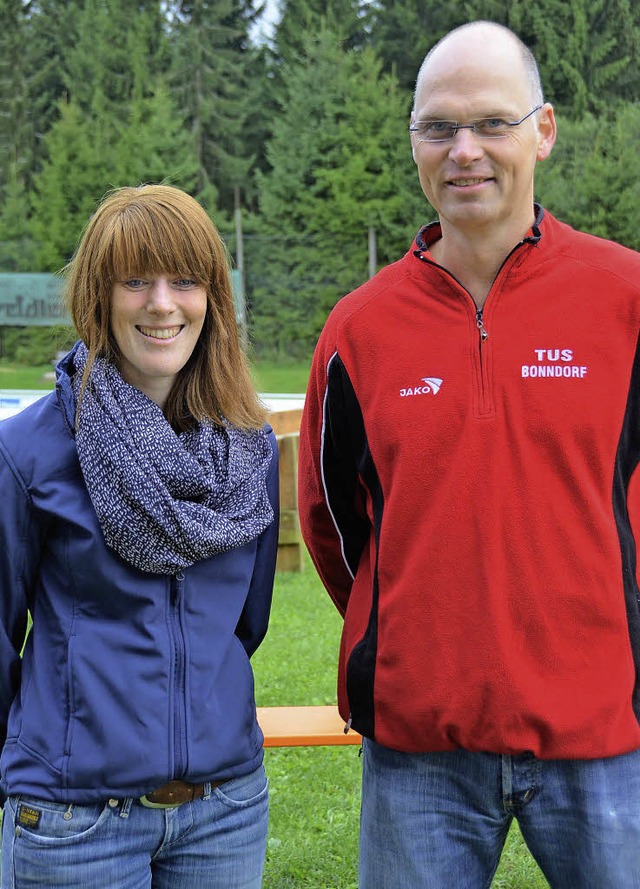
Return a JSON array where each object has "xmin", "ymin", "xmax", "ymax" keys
[{"xmin": 411, "ymin": 32, "xmax": 555, "ymax": 240}]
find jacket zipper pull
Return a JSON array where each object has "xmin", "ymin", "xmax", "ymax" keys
[
  {"xmin": 476, "ymin": 309, "xmax": 489, "ymax": 342},
  {"xmin": 172, "ymin": 572, "xmax": 185, "ymax": 606}
]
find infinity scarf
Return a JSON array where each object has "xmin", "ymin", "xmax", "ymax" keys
[{"xmin": 71, "ymin": 342, "xmax": 273, "ymax": 574}]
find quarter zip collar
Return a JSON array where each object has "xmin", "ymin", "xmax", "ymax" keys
[{"xmin": 413, "ymin": 203, "xmax": 545, "ymax": 260}]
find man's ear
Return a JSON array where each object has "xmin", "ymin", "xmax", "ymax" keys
[
  {"xmin": 410, "ymin": 113, "xmax": 417, "ymax": 162},
  {"xmin": 536, "ymin": 103, "xmax": 557, "ymax": 162}
]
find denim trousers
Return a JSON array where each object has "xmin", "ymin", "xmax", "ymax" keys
[
  {"xmin": 359, "ymin": 739, "xmax": 640, "ymax": 889},
  {"xmin": 0, "ymin": 765, "xmax": 268, "ymax": 889}
]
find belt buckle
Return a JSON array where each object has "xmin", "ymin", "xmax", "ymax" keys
[
  {"xmin": 139, "ymin": 779, "xmax": 202, "ymax": 808},
  {"xmin": 139, "ymin": 794, "xmax": 181, "ymax": 809}
]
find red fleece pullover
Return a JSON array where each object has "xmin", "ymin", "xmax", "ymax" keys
[{"xmin": 299, "ymin": 208, "xmax": 640, "ymax": 759}]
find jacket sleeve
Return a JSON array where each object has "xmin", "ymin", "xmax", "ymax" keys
[
  {"xmin": 298, "ymin": 334, "xmax": 371, "ymax": 617},
  {"xmin": 0, "ymin": 439, "xmax": 37, "ymax": 782},
  {"xmin": 235, "ymin": 429, "xmax": 279, "ymax": 659}
]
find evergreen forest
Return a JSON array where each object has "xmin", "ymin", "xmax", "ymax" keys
[{"xmin": 2, "ymin": 0, "xmax": 640, "ymax": 359}]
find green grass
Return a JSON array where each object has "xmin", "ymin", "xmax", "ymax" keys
[
  {"xmin": 0, "ymin": 363, "xmax": 54, "ymax": 390},
  {"xmin": 0, "ymin": 358, "xmax": 310, "ymax": 395},
  {"xmin": 251, "ymin": 359, "xmax": 310, "ymax": 394},
  {"xmin": 254, "ymin": 559, "xmax": 549, "ymax": 888},
  {"xmin": 253, "ymin": 563, "xmax": 360, "ymax": 888}
]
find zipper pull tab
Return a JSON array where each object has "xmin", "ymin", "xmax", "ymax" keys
[
  {"xmin": 172, "ymin": 572, "xmax": 185, "ymax": 606},
  {"xmin": 476, "ymin": 309, "xmax": 489, "ymax": 341}
]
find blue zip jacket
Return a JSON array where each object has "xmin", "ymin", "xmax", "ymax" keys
[{"xmin": 0, "ymin": 351, "xmax": 279, "ymax": 804}]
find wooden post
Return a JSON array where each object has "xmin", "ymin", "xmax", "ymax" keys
[
  {"xmin": 234, "ymin": 186, "xmax": 247, "ymax": 351},
  {"xmin": 368, "ymin": 226, "xmax": 377, "ymax": 279},
  {"xmin": 276, "ymin": 433, "xmax": 304, "ymax": 572}
]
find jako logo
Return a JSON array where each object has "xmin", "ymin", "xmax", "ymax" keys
[{"xmin": 400, "ymin": 377, "xmax": 443, "ymax": 397}]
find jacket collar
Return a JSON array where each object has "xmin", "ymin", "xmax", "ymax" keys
[
  {"xmin": 55, "ymin": 340, "xmax": 82, "ymax": 434},
  {"xmin": 414, "ymin": 202, "xmax": 545, "ymax": 256}
]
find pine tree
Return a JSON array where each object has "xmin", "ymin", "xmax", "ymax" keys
[
  {"xmin": 367, "ymin": 0, "xmax": 471, "ymax": 94},
  {"xmin": 368, "ymin": 0, "xmax": 640, "ymax": 116},
  {"xmin": 28, "ymin": 84, "xmax": 198, "ymax": 271},
  {"xmin": 169, "ymin": 0, "xmax": 263, "ymax": 215},
  {"xmin": 0, "ymin": 0, "xmax": 30, "ymax": 194},
  {"xmin": 254, "ymin": 26, "xmax": 425, "ymax": 356},
  {"xmin": 0, "ymin": 163, "xmax": 34, "ymax": 271},
  {"xmin": 113, "ymin": 83, "xmax": 198, "ymax": 189},
  {"xmin": 64, "ymin": 0, "xmax": 168, "ymax": 116},
  {"xmin": 21, "ymin": 0, "xmax": 84, "ymax": 183},
  {"xmin": 28, "ymin": 100, "xmax": 106, "ymax": 271},
  {"xmin": 26, "ymin": 0, "xmax": 199, "ymax": 271},
  {"xmin": 535, "ymin": 105, "xmax": 640, "ymax": 250},
  {"xmin": 468, "ymin": 0, "xmax": 640, "ymax": 116},
  {"xmin": 273, "ymin": 0, "xmax": 367, "ymax": 66}
]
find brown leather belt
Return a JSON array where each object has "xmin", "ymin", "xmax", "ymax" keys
[{"xmin": 140, "ymin": 779, "xmax": 224, "ymax": 809}]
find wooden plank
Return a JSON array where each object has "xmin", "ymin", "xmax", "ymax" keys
[
  {"xmin": 275, "ymin": 544, "xmax": 304, "ymax": 573},
  {"xmin": 275, "ymin": 433, "xmax": 304, "ymax": 572},
  {"xmin": 257, "ymin": 705, "xmax": 362, "ymax": 747},
  {"xmin": 268, "ymin": 408, "xmax": 303, "ymax": 436}
]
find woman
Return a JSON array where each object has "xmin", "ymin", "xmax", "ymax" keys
[{"xmin": 0, "ymin": 185, "xmax": 279, "ymax": 888}]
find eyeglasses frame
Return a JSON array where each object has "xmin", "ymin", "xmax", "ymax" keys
[{"xmin": 409, "ymin": 104, "xmax": 544, "ymax": 143}]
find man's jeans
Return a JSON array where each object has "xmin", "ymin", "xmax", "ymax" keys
[
  {"xmin": 0, "ymin": 765, "xmax": 268, "ymax": 888},
  {"xmin": 359, "ymin": 739, "xmax": 640, "ymax": 888}
]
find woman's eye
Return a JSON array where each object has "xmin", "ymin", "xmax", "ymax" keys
[
  {"xmin": 124, "ymin": 279, "xmax": 145, "ymax": 288},
  {"xmin": 175, "ymin": 278, "xmax": 197, "ymax": 288}
]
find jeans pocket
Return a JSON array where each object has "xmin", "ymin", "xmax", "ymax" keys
[
  {"xmin": 213, "ymin": 765, "xmax": 268, "ymax": 809},
  {"xmin": 7, "ymin": 796, "xmax": 110, "ymax": 846}
]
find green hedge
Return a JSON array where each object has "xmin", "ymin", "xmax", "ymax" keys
[{"xmin": 0, "ymin": 326, "xmax": 76, "ymax": 365}]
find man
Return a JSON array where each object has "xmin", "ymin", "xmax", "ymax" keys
[{"xmin": 298, "ymin": 20, "xmax": 640, "ymax": 889}]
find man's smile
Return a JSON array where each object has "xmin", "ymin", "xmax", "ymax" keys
[{"xmin": 447, "ymin": 177, "xmax": 493, "ymax": 187}]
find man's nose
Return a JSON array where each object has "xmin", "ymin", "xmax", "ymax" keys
[{"xmin": 447, "ymin": 127, "xmax": 485, "ymax": 165}]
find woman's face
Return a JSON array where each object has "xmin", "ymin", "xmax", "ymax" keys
[{"xmin": 110, "ymin": 273, "xmax": 208, "ymax": 408}]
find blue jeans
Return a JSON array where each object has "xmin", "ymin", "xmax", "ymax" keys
[
  {"xmin": 0, "ymin": 765, "xmax": 268, "ymax": 888},
  {"xmin": 359, "ymin": 740, "xmax": 640, "ymax": 888}
]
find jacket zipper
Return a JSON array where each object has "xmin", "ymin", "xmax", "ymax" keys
[
  {"xmin": 475, "ymin": 307, "xmax": 491, "ymax": 416},
  {"xmin": 414, "ymin": 238, "xmax": 535, "ymax": 419},
  {"xmin": 170, "ymin": 572, "xmax": 187, "ymax": 777},
  {"xmin": 469, "ymin": 238, "xmax": 533, "ymax": 417},
  {"xmin": 476, "ymin": 308, "xmax": 489, "ymax": 343}
]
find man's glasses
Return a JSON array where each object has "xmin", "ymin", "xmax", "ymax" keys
[{"xmin": 409, "ymin": 105, "xmax": 543, "ymax": 143}]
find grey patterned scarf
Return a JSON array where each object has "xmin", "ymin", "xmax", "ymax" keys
[{"xmin": 71, "ymin": 342, "xmax": 273, "ymax": 574}]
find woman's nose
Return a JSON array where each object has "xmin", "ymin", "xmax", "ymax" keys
[{"xmin": 146, "ymin": 278, "xmax": 175, "ymax": 313}]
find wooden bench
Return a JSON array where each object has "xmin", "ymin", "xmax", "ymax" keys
[{"xmin": 256, "ymin": 705, "xmax": 362, "ymax": 747}]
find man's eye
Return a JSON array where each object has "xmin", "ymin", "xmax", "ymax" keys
[
  {"xmin": 477, "ymin": 118, "xmax": 508, "ymax": 133},
  {"xmin": 428, "ymin": 121, "xmax": 454, "ymax": 134}
]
